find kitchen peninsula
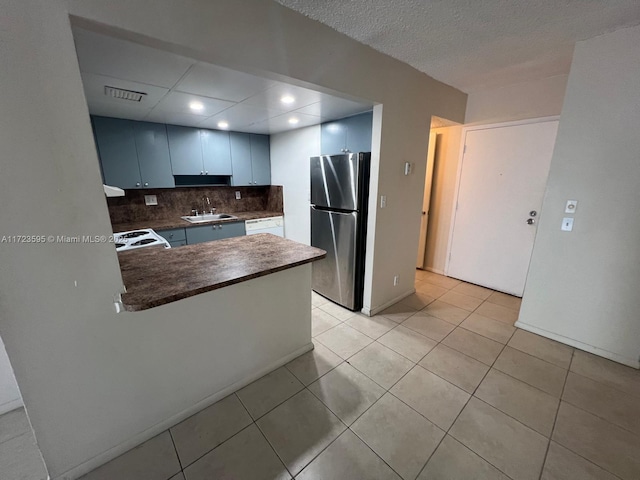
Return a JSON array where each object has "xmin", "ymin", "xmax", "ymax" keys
[{"xmin": 118, "ymin": 234, "xmax": 325, "ymax": 311}]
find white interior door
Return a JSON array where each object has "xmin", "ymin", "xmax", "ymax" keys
[
  {"xmin": 447, "ymin": 120, "xmax": 558, "ymax": 296},
  {"xmin": 417, "ymin": 131, "xmax": 437, "ymax": 268}
]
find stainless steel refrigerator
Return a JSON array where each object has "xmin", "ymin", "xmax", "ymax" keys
[{"xmin": 310, "ymin": 153, "xmax": 371, "ymax": 311}]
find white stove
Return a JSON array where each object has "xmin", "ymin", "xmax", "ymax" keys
[{"xmin": 114, "ymin": 228, "xmax": 171, "ymax": 252}]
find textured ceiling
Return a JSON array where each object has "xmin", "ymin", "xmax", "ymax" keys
[{"xmin": 276, "ymin": 0, "xmax": 640, "ymax": 92}]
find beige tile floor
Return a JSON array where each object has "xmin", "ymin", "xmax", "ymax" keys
[{"xmin": 3, "ymin": 270, "xmax": 640, "ymax": 479}]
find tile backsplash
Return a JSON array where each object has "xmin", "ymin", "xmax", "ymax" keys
[{"xmin": 107, "ymin": 186, "xmax": 283, "ymax": 225}]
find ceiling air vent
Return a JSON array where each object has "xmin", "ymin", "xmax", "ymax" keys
[{"xmin": 104, "ymin": 86, "xmax": 147, "ymax": 102}]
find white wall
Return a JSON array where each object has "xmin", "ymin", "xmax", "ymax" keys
[
  {"xmin": 270, "ymin": 125, "xmax": 321, "ymax": 245},
  {"xmin": 0, "ymin": 336, "xmax": 22, "ymax": 414},
  {"xmin": 424, "ymin": 75, "xmax": 568, "ymax": 273},
  {"xmin": 0, "ymin": 0, "xmax": 465, "ymax": 478},
  {"xmin": 518, "ymin": 25, "xmax": 640, "ymax": 368},
  {"xmin": 466, "ymin": 75, "xmax": 568, "ymax": 124}
]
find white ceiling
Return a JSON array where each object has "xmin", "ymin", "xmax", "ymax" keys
[
  {"xmin": 276, "ymin": 0, "xmax": 640, "ymax": 92},
  {"xmin": 72, "ymin": 28, "xmax": 373, "ymax": 134}
]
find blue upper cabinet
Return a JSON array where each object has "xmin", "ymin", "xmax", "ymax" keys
[
  {"xmin": 93, "ymin": 117, "xmax": 142, "ymax": 189},
  {"xmin": 230, "ymin": 133, "xmax": 271, "ymax": 186},
  {"xmin": 168, "ymin": 125, "xmax": 234, "ymax": 177},
  {"xmin": 201, "ymin": 129, "xmax": 232, "ymax": 176},
  {"xmin": 133, "ymin": 122, "xmax": 174, "ymax": 188},
  {"xmin": 250, "ymin": 134, "xmax": 271, "ymax": 185},
  {"xmin": 320, "ymin": 111, "xmax": 373, "ymax": 155},
  {"xmin": 92, "ymin": 116, "xmax": 270, "ymax": 188},
  {"xmin": 166, "ymin": 125, "xmax": 204, "ymax": 176},
  {"xmin": 230, "ymin": 132, "xmax": 253, "ymax": 186},
  {"xmin": 344, "ymin": 112, "xmax": 373, "ymax": 154}
]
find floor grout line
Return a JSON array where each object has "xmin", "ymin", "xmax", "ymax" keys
[
  {"xmin": 167, "ymin": 428, "xmax": 184, "ymax": 473},
  {"xmin": 537, "ymin": 349, "xmax": 574, "ymax": 480}
]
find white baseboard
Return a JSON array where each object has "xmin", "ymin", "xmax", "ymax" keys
[
  {"xmin": 55, "ymin": 342, "xmax": 314, "ymax": 480},
  {"xmin": 422, "ymin": 266, "xmax": 445, "ymax": 275},
  {"xmin": 514, "ymin": 321, "xmax": 639, "ymax": 369},
  {"xmin": 362, "ymin": 288, "xmax": 416, "ymax": 317},
  {"xmin": 0, "ymin": 398, "xmax": 23, "ymax": 416}
]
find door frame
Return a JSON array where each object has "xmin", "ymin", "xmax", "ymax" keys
[
  {"xmin": 416, "ymin": 130, "xmax": 438, "ymax": 269},
  {"xmin": 443, "ymin": 116, "xmax": 560, "ymax": 277}
]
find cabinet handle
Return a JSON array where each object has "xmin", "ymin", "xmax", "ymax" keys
[
  {"xmin": 200, "ymin": 171, "xmax": 204, "ymax": 175},
  {"xmin": 169, "ymin": 233, "xmax": 174, "ymax": 239},
  {"xmin": 205, "ymin": 171, "xmax": 208, "ymax": 175},
  {"xmin": 144, "ymin": 182, "xmax": 149, "ymax": 187},
  {"xmin": 136, "ymin": 182, "xmax": 141, "ymax": 187}
]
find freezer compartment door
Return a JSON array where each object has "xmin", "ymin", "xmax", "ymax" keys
[
  {"xmin": 311, "ymin": 206, "xmax": 359, "ymax": 310},
  {"xmin": 310, "ymin": 154, "xmax": 360, "ymax": 211}
]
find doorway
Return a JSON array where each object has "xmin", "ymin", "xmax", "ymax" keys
[{"xmin": 419, "ymin": 117, "xmax": 558, "ymax": 297}]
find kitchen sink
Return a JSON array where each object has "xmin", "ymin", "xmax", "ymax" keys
[{"xmin": 181, "ymin": 213, "xmax": 239, "ymax": 223}]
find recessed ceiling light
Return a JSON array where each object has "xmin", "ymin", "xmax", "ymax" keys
[
  {"xmin": 288, "ymin": 117, "xmax": 300, "ymax": 125},
  {"xmin": 281, "ymin": 95, "xmax": 295, "ymax": 104},
  {"xmin": 217, "ymin": 121, "xmax": 229, "ymax": 129},
  {"xmin": 189, "ymin": 101, "xmax": 204, "ymax": 112}
]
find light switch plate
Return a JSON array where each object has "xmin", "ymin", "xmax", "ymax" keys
[
  {"xmin": 565, "ymin": 200, "xmax": 578, "ymax": 213},
  {"xmin": 144, "ymin": 195, "xmax": 158, "ymax": 206},
  {"xmin": 380, "ymin": 195, "xmax": 387, "ymax": 208},
  {"xmin": 235, "ymin": 191, "xmax": 241, "ymax": 200},
  {"xmin": 561, "ymin": 217, "xmax": 574, "ymax": 231}
]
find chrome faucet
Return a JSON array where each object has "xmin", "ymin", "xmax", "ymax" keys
[{"xmin": 202, "ymin": 196, "xmax": 216, "ymax": 215}]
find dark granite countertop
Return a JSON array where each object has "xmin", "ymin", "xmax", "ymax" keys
[
  {"xmin": 111, "ymin": 210, "xmax": 283, "ymax": 233},
  {"xmin": 117, "ymin": 234, "xmax": 325, "ymax": 312}
]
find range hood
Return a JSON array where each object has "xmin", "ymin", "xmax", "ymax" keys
[{"xmin": 103, "ymin": 184, "xmax": 125, "ymax": 197}]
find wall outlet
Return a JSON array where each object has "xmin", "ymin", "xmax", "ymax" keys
[
  {"xmin": 393, "ymin": 275, "xmax": 399, "ymax": 286},
  {"xmin": 144, "ymin": 195, "xmax": 158, "ymax": 206},
  {"xmin": 235, "ymin": 191, "xmax": 241, "ymax": 200},
  {"xmin": 380, "ymin": 195, "xmax": 387, "ymax": 208}
]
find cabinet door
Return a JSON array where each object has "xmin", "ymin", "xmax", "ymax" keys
[
  {"xmin": 320, "ymin": 121, "xmax": 347, "ymax": 155},
  {"xmin": 93, "ymin": 116, "xmax": 142, "ymax": 189},
  {"xmin": 230, "ymin": 132, "xmax": 253, "ymax": 186},
  {"xmin": 185, "ymin": 225, "xmax": 219, "ymax": 245},
  {"xmin": 157, "ymin": 228, "xmax": 186, "ymax": 243},
  {"xmin": 167, "ymin": 125, "xmax": 204, "ymax": 175},
  {"xmin": 344, "ymin": 111, "xmax": 373, "ymax": 153},
  {"xmin": 169, "ymin": 240, "xmax": 187, "ymax": 248},
  {"xmin": 217, "ymin": 221, "xmax": 246, "ymax": 240},
  {"xmin": 201, "ymin": 129, "xmax": 232, "ymax": 176},
  {"xmin": 249, "ymin": 134, "xmax": 271, "ymax": 185},
  {"xmin": 134, "ymin": 122, "xmax": 175, "ymax": 188}
]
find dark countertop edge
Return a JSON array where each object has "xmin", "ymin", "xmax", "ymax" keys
[
  {"xmin": 121, "ymin": 256, "xmax": 323, "ymax": 312},
  {"xmin": 111, "ymin": 210, "xmax": 283, "ymax": 233}
]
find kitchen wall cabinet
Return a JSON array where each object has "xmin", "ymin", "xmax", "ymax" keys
[
  {"xmin": 93, "ymin": 116, "xmax": 271, "ymax": 189},
  {"xmin": 185, "ymin": 221, "xmax": 246, "ymax": 245},
  {"xmin": 320, "ymin": 111, "xmax": 373, "ymax": 155},
  {"xmin": 166, "ymin": 125, "xmax": 203, "ymax": 176},
  {"xmin": 230, "ymin": 133, "xmax": 271, "ymax": 186},
  {"xmin": 168, "ymin": 126, "xmax": 233, "ymax": 176},
  {"xmin": 94, "ymin": 116, "xmax": 174, "ymax": 189},
  {"xmin": 134, "ymin": 122, "xmax": 175, "ymax": 188},
  {"xmin": 201, "ymin": 129, "xmax": 233, "ymax": 176}
]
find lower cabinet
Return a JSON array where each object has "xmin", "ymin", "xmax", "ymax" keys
[
  {"xmin": 184, "ymin": 221, "xmax": 246, "ymax": 245},
  {"xmin": 157, "ymin": 227, "xmax": 186, "ymax": 244}
]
